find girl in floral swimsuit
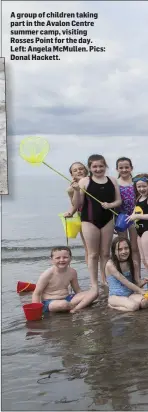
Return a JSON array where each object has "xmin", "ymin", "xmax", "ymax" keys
[{"xmin": 116, "ymin": 157, "xmax": 141, "ymax": 283}]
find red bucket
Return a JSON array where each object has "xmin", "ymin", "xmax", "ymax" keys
[
  {"xmin": 17, "ymin": 281, "xmax": 36, "ymax": 293},
  {"xmin": 23, "ymin": 303, "xmax": 43, "ymax": 321}
]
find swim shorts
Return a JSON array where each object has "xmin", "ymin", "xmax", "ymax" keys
[{"xmin": 42, "ymin": 294, "xmax": 75, "ymax": 313}]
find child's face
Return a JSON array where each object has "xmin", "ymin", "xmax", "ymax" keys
[
  {"xmin": 115, "ymin": 240, "xmax": 130, "ymax": 262},
  {"xmin": 89, "ymin": 160, "xmax": 106, "ymax": 178},
  {"xmin": 117, "ymin": 160, "xmax": 132, "ymax": 178},
  {"xmin": 51, "ymin": 250, "xmax": 71, "ymax": 269},
  {"xmin": 136, "ymin": 181, "xmax": 148, "ymax": 197},
  {"xmin": 71, "ymin": 163, "xmax": 86, "ymax": 181}
]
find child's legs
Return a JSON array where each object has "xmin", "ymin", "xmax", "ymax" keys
[
  {"xmin": 70, "ymin": 289, "xmax": 99, "ymax": 313},
  {"xmin": 48, "ymin": 300, "xmax": 71, "ymax": 312},
  {"xmin": 129, "ymin": 225, "xmax": 141, "ymax": 280},
  {"xmin": 80, "ymin": 230, "xmax": 88, "ymax": 264},
  {"xmin": 100, "ymin": 220, "xmax": 114, "ymax": 284},
  {"xmin": 140, "ymin": 232, "xmax": 148, "ymax": 269},
  {"xmin": 137, "ymin": 233, "xmax": 148, "ymax": 270},
  {"xmin": 108, "ymin": 295, "xmax": 140, "ymax": 312},
  {"xmin": 118, "ymin": 226, "xmax": 141, "ymax": 281},
  {"xmin": 82, "ymin": 222, "xmax": 100, "ymax": 290},
  {"xmin": 129, "ymin": 293, "xmax": 148, "ymax": 309}
]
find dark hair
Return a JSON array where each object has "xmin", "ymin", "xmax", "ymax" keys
[
  {"xmin": 51, "ymin": 246, "xmax": 72, "ymax": 258},
  {"xmin": 111, "ymin": 236, "xmax": 135, "ymax": 283},
  {"xmin": 133, "ymin": 173, "xmax": 148, "ymax": 200},
  {"xmin": 69, "ymin": 162, "xmax": 88, "ymax": 176},
  {"xmin": 116, "ymin": 157, "xmax": 133, "ymax": 178},
  {"xmin": 87, "ymin": 154, "xmax": 108, "ymax": 169}
]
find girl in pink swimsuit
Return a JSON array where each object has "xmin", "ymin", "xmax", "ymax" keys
[{"xmin": 116, "ymin": 157, "xmax": 141, "ymax": 284}]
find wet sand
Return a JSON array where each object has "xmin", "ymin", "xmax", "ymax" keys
[
  {"xmin": 0, "ymin": 58, "xmax": 8, "ymax": 195},
  {"xmin": 2, "ymin": 254, "xmax": 148, "ymax": 411}
]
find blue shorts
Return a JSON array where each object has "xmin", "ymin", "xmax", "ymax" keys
[{"xmin": 42, "ymin": 294, "xmax": 75, "ymax": 313}]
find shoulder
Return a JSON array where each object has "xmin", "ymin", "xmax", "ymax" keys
[
  {"xmin": 40, "ymin": 267, "xmax": 53, "ymax": 279},
  {"xmin": 79, "ymin": 176, "xmax": 89, "ymax": 189},
  {"xmin": 67, "ymin": 186, "xmax": 73, "ymax": 194},
  {"xmin": 105, "ymin": 259, "xmax": 115, "ymax": 274},
  {"xmin": 69, "ymin": 267, "xmax": 78, "ymax": 278},
  {"xmin": 36, "ymin": 267, "xmax": 53, "ymax": 288},
  {"xmin": 109, "ymin": 176, "xmax": 118, "ymax": 186}
]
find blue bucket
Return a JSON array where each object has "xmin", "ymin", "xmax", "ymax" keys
[{"xmin": 115, "ymin": 213, "xmax": 133, "ymax": 232}]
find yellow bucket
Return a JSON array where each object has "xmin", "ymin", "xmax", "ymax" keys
[{"xmin": 58, "ymin": 213, "xmax": 82, "ymax": 238}]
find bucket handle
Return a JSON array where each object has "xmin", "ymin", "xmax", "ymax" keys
[
  {"xmin": 65, "ymin": 217, "xmax": 68, "ymax": 246},
  {"xmin": 18, "ymin": 283, "xmax": 31, "ymax": 293}
]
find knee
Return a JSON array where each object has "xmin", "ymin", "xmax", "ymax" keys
[
  {"xmin": 132, "ymin": 247, "xmax": 139, "ymax": 255},
  {"xmin": 100, "ymin": 251, "xmax": 110, "ymax": 260},
  {"xmin": 61, "ymin": 301, "xmax": 70, "ymax": 310},
  {"xmin": 130, "ymin": 302, "xmax": 139, "ymax": 312},
  {"xmin": 49, "ymin": 300, "xmax": 70, "ymax": 312},
  {"xmin": 88, "ymin": 252, "xmax": 98, "ymax": 261}
]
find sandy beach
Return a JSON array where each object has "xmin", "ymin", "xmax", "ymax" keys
[{"xmin": 0, "ymin": 58, "xmax": 8, "ymax": 195}]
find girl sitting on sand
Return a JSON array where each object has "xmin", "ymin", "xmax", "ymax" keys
[
  {"xmin": 105, "ymin": 236, "xmax": 148, "ymax": 312},
  {"xmin": 126, "ymin": 174, "xmax": 148, "ymax": 271}
]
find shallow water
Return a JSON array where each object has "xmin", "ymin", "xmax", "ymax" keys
[
  {"xmin": 2, "ymin": 176, "xmax": 148, "ymax": 410},
  {"xmin": 2, "ymin": 252, "xmax": 148, "ymax": 411}
]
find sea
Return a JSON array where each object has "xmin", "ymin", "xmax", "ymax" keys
[{"xmin": 2, "ymin": 174, "xmax": 148, "ymax": 411}]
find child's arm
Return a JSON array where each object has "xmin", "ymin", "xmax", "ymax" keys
[
  {"xmin": 106, "ymin": 261, "xmax": 145, "ymax": 295},
  {"xmin": 32, "ymin": 269, "xmax": 52, "ymax": 303},
  {"xmin": 64, "ymin": 187, "xmax": 78, "ymax": 217},
  {"xmin": 101, "ymin": 177, "xmax": 122, "ymax": 209},
  {"xmin": 72, "ymin": 178, "xmax": 87, "ymax": 210},
  {"xmin": 127, "ymin": 212, "xmax": 148, "ymax": 222},
  {"xmin": 70, "ymin": 269, "xmax": 82, "ymax": 293}
]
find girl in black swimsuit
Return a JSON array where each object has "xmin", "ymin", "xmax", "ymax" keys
[
  {"xmin": 126, "ymin": 174, "xmax": 148, "ymax": 271},
  {"xmin": 72, "ymin": 154, "xmax": 122, "ymax": 288}
]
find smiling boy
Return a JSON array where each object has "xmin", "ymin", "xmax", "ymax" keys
[{"xmin": 32, "ymin": 246, "xmax": 98, "ymax": 313}]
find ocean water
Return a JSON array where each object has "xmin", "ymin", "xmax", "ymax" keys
[{"xmin": 2, "ymin": 174, "xmax": 148, "ymax": 411}]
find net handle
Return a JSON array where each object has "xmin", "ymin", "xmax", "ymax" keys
[{"xmin": 43, "ymin": 161, "xmax": 118, "ymax": 216}]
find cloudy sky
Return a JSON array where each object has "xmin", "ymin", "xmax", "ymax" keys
[{"xmin": 2, "ymin": 1, "xmax": 148, "ymax": 175}]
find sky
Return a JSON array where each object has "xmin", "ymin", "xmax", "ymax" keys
[{"xmin": 2, "ymin": 0, "xmax": 148, "ymax": 175}]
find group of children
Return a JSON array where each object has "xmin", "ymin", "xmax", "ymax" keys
[{"xmin": 32, "ymin": 156, "xmax": 148, "ymax": 314}]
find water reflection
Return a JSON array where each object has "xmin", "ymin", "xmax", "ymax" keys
[{"xmin": 25, "ymin": 298, "xmax": 148, "ymax": 410}]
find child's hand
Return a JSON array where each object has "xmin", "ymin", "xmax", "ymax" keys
[
  {"xmin": 126, "ymin": 213, "xmax": 137, "ymax": 222},
  {"xmin": 139, "ymin": 278, "xmax": 148, "ymax": 288},
  {"xmin": 141, "ymin": 289, "xmax": 148, "ymax": 296},
  {"xmin": 71, "ymin": 181, "xmax": 80, "ymax": 191},
  {"xmin": 64, "ymin": 211, "xmax": 73, "ymax": 218},
  {"xmin": 101, "ymin": 202, "xmax": 111, "ymax": 209}
]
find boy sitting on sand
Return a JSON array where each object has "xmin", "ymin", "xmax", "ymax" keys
[{"xmin": 32, "ymin": 246, "xmax": 98, "ymax": 314}]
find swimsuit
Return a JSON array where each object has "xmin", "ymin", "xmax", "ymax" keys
[
  {"xmin": 135, "ymin": 198, "xmax": 148, "ymax": 237},
  {"xmin": 107, "ymin": 271, "xmax": 133, "ymax": 297},
  {"xmin": 42, "ymin": 293, "xmax": 75, "ymax": 313},
  {"xmin": 118, "ymin": 185, "xmax": 136, "ymax": 215},
  {"xmin": 81, "ymin": 177, "xmax": 115, "ymax": 229}
]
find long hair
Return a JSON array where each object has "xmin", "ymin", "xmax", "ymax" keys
[{"xmin": 111, "ymin": 236, "xmax": 135, "ymax": 283}]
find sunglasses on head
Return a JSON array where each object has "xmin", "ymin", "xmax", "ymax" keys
[{"xmin": 133, "ymin": 177, "xmax": 148, "ymax": 183}]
